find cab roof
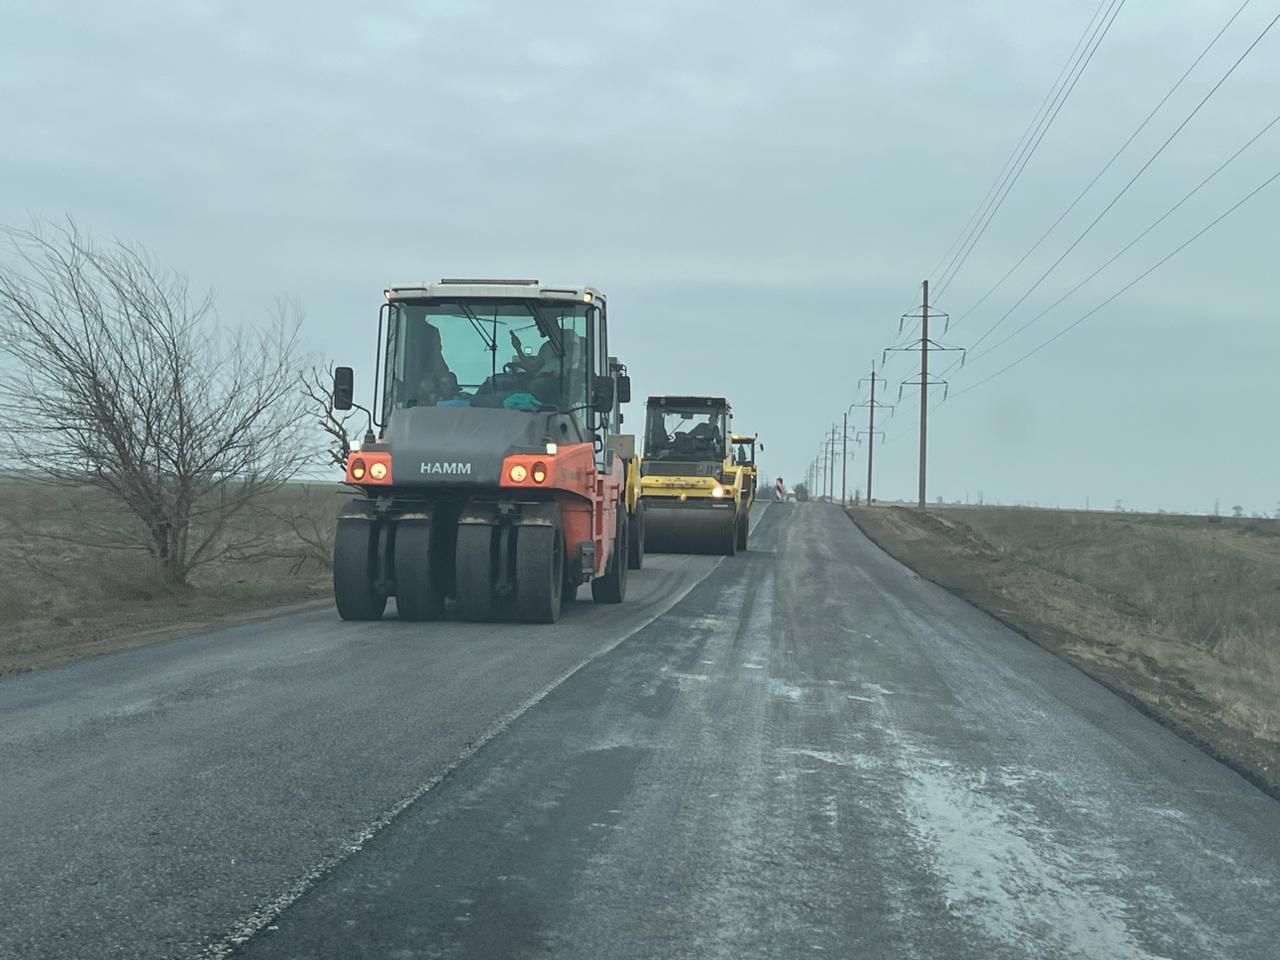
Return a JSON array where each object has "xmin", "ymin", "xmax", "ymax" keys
[
  {"xmin": 646, "ymin": 395, "xmax": 731, "ymax": 412},
  {"xmin": 384, "ymin": 278, "xmax": 604, "ymax": 304}
]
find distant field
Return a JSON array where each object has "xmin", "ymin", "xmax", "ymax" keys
[
  {"xmin": 0, "ymin": 478, "xmax": 345, "ymax": 675},
  {"xmin": 849, "ymin": 503, "xmax": 1280, "ymax": 796}
]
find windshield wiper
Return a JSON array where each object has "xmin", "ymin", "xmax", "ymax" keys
[
  {"xmin": 456, "ymin": 303, "xmax": 498, "ymax": 352},
  {"xmin": 525, "ymin": 303, "xmax": 563, "ymax": 357}
]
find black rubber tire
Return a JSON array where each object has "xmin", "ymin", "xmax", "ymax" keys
[
  {"xmin": 454, "ymin": 523, "xmax": 495, "ymax": 621},
  {"xmin": 722, "ymin": 511, "xmax": 738, "ymax": 557},
  {"xmin": 627, "ymin": 504, "xmax": 645, "ymax": 570},
  {"xmin": 562, "ymin": 558, "xmax": 580, "ymax": 604},
  {"xmin": 392, "ymin": 521, "xmax": 445, "ymax": 621},
  {"xmin": 735, "ymin": 511, "xmax": 749, "ymax": 552},
  {"xmin": 516, "ymin": 520, "xmax": 564, "ymax": 623},
  {"xmin": 591, "ymin": 506, "xmax": 628, "ymax": 604},
  {"xmin": 333, "ymin": 519, "xmax": 386, "ymax": 621}
]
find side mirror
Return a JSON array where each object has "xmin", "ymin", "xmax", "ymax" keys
[
  {"xmin": 333, "ymin": 366, "xmax": 354, "ymax": 411},
  {"xmin": 615, "ymin": 374, "xmax": 632, "ymax": 405},
  {"xmin": 591, "ymin": 374, "xmax": 615, "ymax": 414}
]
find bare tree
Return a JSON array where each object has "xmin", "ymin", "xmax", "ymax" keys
[
  {"xmin": 0, "ymin": 218, "xmax": 311, "ymax": 586},
  {"xmin": 301, "ymin": 363, "xmax": 357, "ymax": 469},
  {"xmin": 239, "ymin": 482, "xmax": 341, "ymax": 574}
]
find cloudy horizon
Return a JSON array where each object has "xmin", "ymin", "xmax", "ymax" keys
[{"xmin": 3, "ymin": 0, "xmax": 1276, "ymax": 515}]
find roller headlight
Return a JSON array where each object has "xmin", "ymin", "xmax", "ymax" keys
[
  {"xmin": 509, "ymin": 464, "xmax": 528, "ymax": 482},
  {"xmin": 350, "ymin": 458, "xmax": 367, "ymax": 481},
  {"xmin": 532, "ymin": 462, "xmax": 548, "ymax": 483},
  {"xmin": 370, "ymin": 462, "xmax": 388, "ymax": 480},
  {"xmin": 711, "ymin": 485, "xmax": 726, "ymax": 498}
]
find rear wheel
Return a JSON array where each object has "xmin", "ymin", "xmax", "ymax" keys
[
  {"xmin": 735, "ymin": 511, "xmax": 749, "ymax": 552},
  {"xmin": 722, "ymin": 511, "xmax": 738, "ymax": 557},
  {"xmin": 393, "ymin": 521, "xmax": 445, "ymax": 621},
  {"xmin": 455, "ymin": 523, "xmax": 496, "ymax": 621},
  {"xmin": 516, "ymin": 519, "xmax": 564, "ymax": 623},
  {"xmin": 563, "ymin": 557, "xmax": 580, "ymax": 603},
  {"xmin": 334, "ymin": 519, "xmax": 386, "ymax": 621},
  {"xmin": 591, "ymin": 506, "xmax": 628, "ymax": 604},
  {"xmin": 627, "ymin": 504, "xmax": 645, "ymax": 570}
]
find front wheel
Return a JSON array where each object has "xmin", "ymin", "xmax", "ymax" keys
[
  {"xmin": 454, "ymin": 523, "xmax": 496, "ymax": 621},
  {"xmin": 591, "ymin": 505, "xmax": 628, "ymax": 604},
  {"xmin": 393, "ymin": 521, "xmax": 445, "ymax": 621},
  {"xmin": 627, "ymin": 504, "xmax": 645, "ymax": 570},
  {"xmin": 515, "ymin": 519, "xmax": 564, "ymax": 623},
  {"xmin": 334, "ymin": 519, "xmax": 387, "ymax": 621}
]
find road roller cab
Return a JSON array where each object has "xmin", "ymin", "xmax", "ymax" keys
[
  {"xmin": 330, "ymin": 279, "xmax": 632, "ymax": 624},
  {"xmin": 639, "ymin": 396, "xmax": 752, "ymax": 555},
  {"xmin": 730, "ymin": 433, "xmax": 760, "ymax": 509}
]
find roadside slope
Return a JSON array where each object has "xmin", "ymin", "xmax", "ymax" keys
[{"xmin": 848, "ymin": 504, "xmax": 1280, "ymax": 800}]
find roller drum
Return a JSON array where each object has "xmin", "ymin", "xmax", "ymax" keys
[{"xmin": 643, "ymin": 502, "xmax": 737, "ymax": 556}]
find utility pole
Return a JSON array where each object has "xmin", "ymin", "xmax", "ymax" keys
[
  {"xmin": 842, "ymin": 412, "xmax": 848, "ymax": 506},
  {"xmin": 829, "ymin": 424, "xmax": 838, "ymax": 502},
  {"xmin": 817, "ymin": 443, "xmax": 827, "ymax": 500},
  {"xmin": 919, "ymin": 280, "xmax": 928, "ymax": 509},
  {"xmin": 818, "ymin": 439, "xmax": 828, "ymax": 501},
  {"xmin": 837, "ymin": 414, "xmax": 860, "ymax": 506},
  {"xmin": 852, "ymin": 362, "xmax": 892, "ymax": 505},
  {"xmin": 885, "ymin": 280, "xmax": 962, "ymax": 511}
]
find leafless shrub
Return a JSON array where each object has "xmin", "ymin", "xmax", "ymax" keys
[
  {"xmin": 0, "ymin": 218, "xmax": 311, "ymax": 586},
  {"xmin": 234, "ymin": 483, "xmax": 341, "ymax": 574},
  {"xmin": 302, "ymin": 363, "xmax": 358, "ymax": 470}
]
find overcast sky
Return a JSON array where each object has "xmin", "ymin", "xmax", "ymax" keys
[{"xmin": 2, "ymin": 0, "xmax": 1276, "ymax": 514}]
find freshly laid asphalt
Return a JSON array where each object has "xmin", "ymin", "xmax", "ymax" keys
[{"xmin": 3, "ymin": 502, "xmax": 1278, "ymax": 959}]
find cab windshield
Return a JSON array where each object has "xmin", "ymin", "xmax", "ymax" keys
[
  {"xmin": 645, "ymin": 405, "xmax": 729, "ymax": 461},
  {"xmin": 383, "ymin": 300, "xmax": 591, "ymax": 416}
]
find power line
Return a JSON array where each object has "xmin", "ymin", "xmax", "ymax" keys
[
  {"xmin": 946, "ymin": 0, "xmax": 1256, "ymax": 332},
  {"xmin": 933, "ymin": 0, "xmax": 1127, "ymax": 302},
  {"xmin": 884, "ymin": 4, "xmax": 1271, "ymax": 460},
  {"xmin": 946, "ymin": 7, "xmax": 1280, "ymax": 361},
  {"xmin": 948, "ymin": 164, "xmax": 1280, "ymax": 400},
  {"xmin": 970, "ymin": 106, "xmax": 1280, "ymax": 364},
  {"xmin": 923, "ymin": 0, "xmax": 1116, "ymax": 285},
  {"xmin": 925, "ymin": 0, "xmax": 1116, "ymax": 289}
]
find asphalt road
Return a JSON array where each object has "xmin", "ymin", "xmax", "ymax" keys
[
  {"xmin": 4, "ymin": 502, "xmax": 1279, "ymax": 959},
  {"xmin": 0, "ymin": 537, "xmax": 725, "ymax": 960}
]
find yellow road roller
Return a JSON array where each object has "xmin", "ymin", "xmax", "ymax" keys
[
  {"xmin": 730, "ymin": 432, "xmax": 760, "ymax": 515},
  {"xmin": 640, "ymin": 396, "xmax": 751, "ymax": 555},
  {"xmin": 607, "ymin": 356, "xmax": 646, "ymax": 570}
]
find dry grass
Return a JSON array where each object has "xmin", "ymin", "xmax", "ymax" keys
[
  {"xmin": 0, "ymin": 477, "xmax": 347, "ymax": 674},
  {"xmin": 936, "ymin": 508, "xmax": 1280, "ymax": 741},
  {"xmin": 850, "ymin": 504, "xmax": 1280, "ymax": 794}
]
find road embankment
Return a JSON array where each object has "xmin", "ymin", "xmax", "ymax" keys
[{"xmin": 848, "ymin": 504, "xmax": 1280, "ymax": 800}]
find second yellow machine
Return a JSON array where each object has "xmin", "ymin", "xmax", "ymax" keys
[{"xmin": 639, "ymin": 395, "xmax": 756, "ymax": 555}]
